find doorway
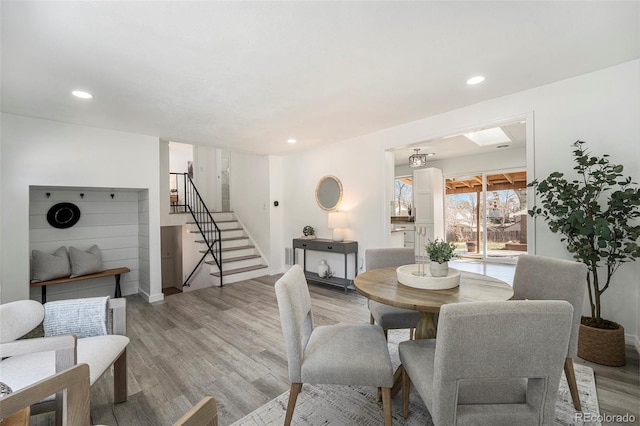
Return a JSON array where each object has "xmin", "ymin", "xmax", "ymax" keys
[
  {"xmin": 161, "ymin": 226, "xmax": 183, "ymax": 295},
  {"xmin": 445, "ymin": 170, "xmax": 528, "ymax": 261},
  {"xmin": 388, "ymin": 118, "xmax": 529, "ymax": 262}
]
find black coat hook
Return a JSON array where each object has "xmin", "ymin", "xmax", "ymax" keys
[
  {"xmin": 46, "ymin": 192, "xmax": 51, "ymax": 198},
  {"xmin": 110, "ymin": 194, "xmax": 115, "ymax": 199},
  {"xmin": 80, "ymin": 193, "xmax": 84, "ymax": 199}
]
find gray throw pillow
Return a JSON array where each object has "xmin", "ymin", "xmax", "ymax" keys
[
  {"xmin": 31, "ymin": 246, "xmax": 71, "ymax": 283},
  {"xmin": 69, "ymin": 245, "xmax": 103, "ymax": 277}
]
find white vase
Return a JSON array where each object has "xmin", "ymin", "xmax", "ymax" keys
[
  {"xmin": 318, "ymin": 259, "xmax": 330, "ymax": 278},
  {"xmin": 430, "ymin": 262, "xmax": 449, "ymax": 277}
]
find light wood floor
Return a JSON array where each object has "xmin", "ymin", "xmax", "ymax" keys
[{"xmin": 66, "ymin": 275, "xmax": 639, "ymax": 425}]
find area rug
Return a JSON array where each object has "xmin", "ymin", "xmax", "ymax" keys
[{"xmin": 231, "ymin": 330, "xmax": 601, "ymax": 426}]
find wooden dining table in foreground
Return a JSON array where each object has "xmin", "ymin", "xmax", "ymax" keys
[{"xmin": 353, "ymin": 265, "xmax": 514, "ymax": 339}]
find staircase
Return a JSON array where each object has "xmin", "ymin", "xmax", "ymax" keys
[
  {"xmin": 190, "ymin": 211, "xmax": 268, "ymax": 285},
  {"xmin": 170, "ymin": 172, "xmax": 268, "ymax": 288}
]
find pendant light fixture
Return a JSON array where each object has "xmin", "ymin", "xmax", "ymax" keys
[{"xmin": 409, "ymin": 148, "xmax": 428, "ymax": 168}]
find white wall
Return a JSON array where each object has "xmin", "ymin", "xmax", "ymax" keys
[
  {"xmin": 1, "ymin": 114, "xmax": 163, "ymax": 303},
  {"xmin": 169, "ymin": 141, "xmax": 193, "ymax": 175},
  {"xmin": 269, "ymin": 156, "xmax": 285, "ymax": 274},
  {"xmin": 230, "ymin": 150, "xmax": 271, "ymax": 265},
  {"xmin": 193, "ymin": 145, "xmax": 218, "ymax": 210},
  {"xmin": 276, "ymin": 60, "xmax": 640, "ymax": 345}
]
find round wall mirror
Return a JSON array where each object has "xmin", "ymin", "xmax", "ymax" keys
[{"xmin": 315, "ymin": 175, "xmax": 343, "ymax": 211}]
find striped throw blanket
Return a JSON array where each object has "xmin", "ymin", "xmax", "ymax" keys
[{"xmin": 44, "ymin": 296, "xmax": 109, "ymax": 338}]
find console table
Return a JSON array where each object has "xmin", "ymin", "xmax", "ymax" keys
[{"xmin": 293, "ymin": 238, "xmax": 358, "ymax": 292}]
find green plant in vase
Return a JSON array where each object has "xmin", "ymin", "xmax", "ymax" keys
[
  {"xmin": 302, "ymin": 225, "xmax": 316, "ymax": 239},
  {"xmin": 529, "ymin": 140, "xmax": 640, "ymax": 365},
  {"xmin": 426, "ymin": 238, "xmax": 458, "ymax": 277}
]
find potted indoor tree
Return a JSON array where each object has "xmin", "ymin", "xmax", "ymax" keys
[
  {"xmin": 529, "ymin": 140, "xmax": 640, "ymax": 366},
  {"xmin": 426, "ymin": 238, "xmax": 458, "ymax": 277}
]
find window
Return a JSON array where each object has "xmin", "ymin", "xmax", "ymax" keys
[
  {"xmin": 394, "ymin": 177, "xmax": 413, "ymax": 216},
  {"xmin": 445, "ymin": 171, "xmax": 527, "ymax": 260}
]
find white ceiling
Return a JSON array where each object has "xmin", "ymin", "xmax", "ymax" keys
[{"xmin": 1, "ymin": 1, "xmax": 638, "ymax": 156}]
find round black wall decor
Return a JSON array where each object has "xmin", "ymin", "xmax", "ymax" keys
[{"xmin": 47, "ymin": 202, "xmax": 81, "ymax": 229}]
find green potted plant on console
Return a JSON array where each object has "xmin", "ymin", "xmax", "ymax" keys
[
  {"xmin": 426, "ymin": 238, "xmax": 458, "ymax": 277},
  {"xmin": 529, "ymin": 140, "xmax": 640, "ymax": 366}
]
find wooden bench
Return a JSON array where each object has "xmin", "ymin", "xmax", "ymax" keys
[{"xmin": 30, "ymin": 267, "xmax": 131, "ymax": 303}]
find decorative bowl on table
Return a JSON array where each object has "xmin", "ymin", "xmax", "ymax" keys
[{"xmin": 396, "ymin": 264, "xmax": 461, "ymax": 290}]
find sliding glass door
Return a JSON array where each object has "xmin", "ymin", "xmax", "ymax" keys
[{"xmin": 445, "ymin": 170, "xmax": 528, "ymax": 261}]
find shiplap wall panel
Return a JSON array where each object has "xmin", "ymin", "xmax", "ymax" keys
[
  {"xmin": 30, "ymin": 213, "xmax": 139, "ymax": 228},
  {"xmin": 30, "ymin": 236, "xmax": 140, "ymax": 253},
  {"xmin": 29, "ymin": 225, "xmax": 140, "ymax": 242},
  {"xmin": 29, "ymin": 187, "xmax": 142, "ymax": 301}
]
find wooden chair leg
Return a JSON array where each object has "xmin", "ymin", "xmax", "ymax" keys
[
  {"xmin": 54, "ymin": 392, "xmax": 63, "ymax": 426},
  {"xmin": 564, "ymin": 358, "xmax": 582, "ymax": 411},
  {"xmin": 285, "ymin": 383, "xmax": 302, "ymax": 426},
  {"xmin": 114, "ymin": 349, "xmax": 128, "ymax": 403},
  {"xmin": 381, "ymin": 387, "xmax": 392, "ymax": 426},
  {"xmin": 370, "ymin": 313, "xmax": 375, "ymax": 325},
  {"xmin": 409, "ymin": 328, "xmax": 415, "ymax": 340},
  {"xmin": 401, "ymin": 365, "xmax": 410, "ymax": 419}
]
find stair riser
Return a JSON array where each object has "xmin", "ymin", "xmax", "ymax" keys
[
  {"xmin": 221, "ymin": 248, "xmax": 257, "ymax": 259},
  {"xmin": 189, "ymin": 221, "xmax": 238, "ymax": 232},
  {"xmin": 195, "ymin": 238, "xmax": 250, "ymax": 249},
  {"xmin": 221, "ymin": 230, "xmax": 245, "ymax": 239},
  {"xmin": 220, "ymin": 239, "xmax": 250, "ymax": 249},
  {"xmin": 210, "ymin": 212, "xmax": 234, "ymax": 222},
  {"xmin": 205, "ymin": 253, "xmax": 259, "ymax": 265},
  {"xmin": 211, "ymin": 267, "xmax": 268, "ymax": 285},
  {"xmin": 217, "ymin": 222, "xmax": 239, "ymax": 230}
]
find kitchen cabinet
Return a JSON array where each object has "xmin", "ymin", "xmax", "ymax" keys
[{"xmin": 413, "ymin": 168, "xmax": 444, "ymax": 256}]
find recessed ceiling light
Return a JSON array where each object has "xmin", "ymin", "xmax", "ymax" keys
[
  {"xmin": 466, "ymin": 76, "xmax": 485, "ymax": 85},
  {"xmin": 496, "ymin": 144, "xmax": 510, "ymax": 149},
  {"xmin": 72, "ymin": 90, "xmax": 93, "ymax": 99},
  {"xmin": 287, "ymin": 139, "xmax": 297, "ymax": 144}
]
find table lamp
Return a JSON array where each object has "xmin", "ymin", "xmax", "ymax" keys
[{"xmin": 328, "ymin": 211, "xmax": 349, "ymax": 242}]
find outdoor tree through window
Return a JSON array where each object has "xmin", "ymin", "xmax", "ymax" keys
[
  {"xmin": 445, "ymin": 171, "xmax": 527, "ymax": 259},
  {"xmin": 394, "ymin": 177, "xmax": 413, "ymax": 216}
]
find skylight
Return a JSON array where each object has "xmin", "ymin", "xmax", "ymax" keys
[{"xmin": 464, "ymin": 127, "xmax": 511, "ymax": 146}]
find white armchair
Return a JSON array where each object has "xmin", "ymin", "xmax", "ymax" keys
[
  {"xmin": 0, "ymin": 297, "xmax": 129, "ymax": 421},
  {"xmin": 0, "ymin": 363, "xmax": 91, "ymax": 425}
]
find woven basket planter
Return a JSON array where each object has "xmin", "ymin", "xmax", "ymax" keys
[{"xmin": 578, "ymin": 322, "xmax": 625, "ymax": 367}]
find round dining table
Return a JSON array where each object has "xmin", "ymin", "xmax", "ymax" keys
[{"xmin": 353, "ymin": 265, "xmax": 514, "ymax": 339}]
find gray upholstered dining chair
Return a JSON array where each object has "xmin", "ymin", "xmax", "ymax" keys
[
  {"xmin": 512, "ymin": 254, "xmax": 588, "ymax": 411},
  {"xmin": 275, "ymin": 265, "xmax": 394, "ymax": 426},
  {"xmin": 400, "ymin": 300, "xmax": 573, "ymax": 426},
  {"xmin": 366, "ymin": 248, "xmax": 419, "ymax": 339}
]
